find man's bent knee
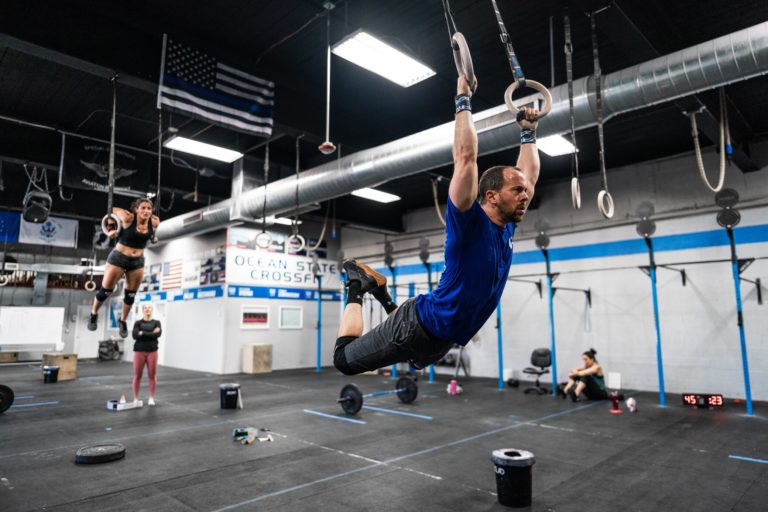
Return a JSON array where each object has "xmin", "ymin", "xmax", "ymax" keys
[{"xmin": 333, "ymin": 336, "xmax": 358, "ymax": 376}]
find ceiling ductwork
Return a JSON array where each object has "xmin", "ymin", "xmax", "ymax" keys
[{"xmin": 157, "ymin": 21, "xmax": 768, "ymax": 242}]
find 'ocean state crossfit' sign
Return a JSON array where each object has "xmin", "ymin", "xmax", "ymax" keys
[{"xmin": 226, "ymin": 247, "xmax": 341, "ymax": 288}]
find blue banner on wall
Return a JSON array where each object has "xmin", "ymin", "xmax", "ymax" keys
[
  {"xmin": 171, "ymin": 285, "xmax": 225, "ymax": 301},
  {"xmin": 228, "ymin": 285, "xmax": 341, "ymax": 302},
  {"xmin": 0, "ymin": 211, "xmax": 20, "ymax": 243},
  {"xmin": 138, "ymin": 285, "xmax": 225, "ymax": 303}
]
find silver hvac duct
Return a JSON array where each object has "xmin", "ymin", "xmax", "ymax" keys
[{"xmin": 157, "ymin": 21, "xmax": 768, "ymax": 242}]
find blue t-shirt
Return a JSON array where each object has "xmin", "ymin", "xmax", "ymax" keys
[{"xmin": 416, "ymin": 197, "xmax": 516, "ymax": 345}]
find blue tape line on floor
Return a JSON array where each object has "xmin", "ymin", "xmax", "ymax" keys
[
  {"xmin": 79, "ymin": 375, "xmax": 115, "ymax": 381},
  {"xmin": 303, "ymin": 409, "xmax": 367, "ymax": 425},
  {"xmin": 361, "ymin": 405, "xmax": 432, "ymax": 420},
  {"xmin": 14, "ymin": 395, "xmax": 34, "ymax": 400},
  {"xmin": 212, "ymin": 400, "xmax": 602, "ymax": 512},
  {"xmin": 10, "ymin": 401, "xmax": 59, "ymax": 409},
  {"xmin": 728, "ymin": 454, "xmax": 768, "ymax": 465}
]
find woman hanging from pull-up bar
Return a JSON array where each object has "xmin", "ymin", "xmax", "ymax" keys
[{"xmin": 88, "ymin": 198, "xmax": 160, "ymax": 338}]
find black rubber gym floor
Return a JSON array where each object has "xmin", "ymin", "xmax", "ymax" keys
[{"xmin": 1, "ymin": 361, "xmax": 766, "ymax": 512}]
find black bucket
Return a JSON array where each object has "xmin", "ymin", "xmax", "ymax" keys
[
  {"xmin": 43, "ymin": 366, "xmax": 59, "ymax": 384},
  {"xmin": 491, "ymin": 448, "xmax": 535, "ymax": 508},
  {"xmin": 219, "ymin": 383, "xmax": 240, "ymax": 409}
]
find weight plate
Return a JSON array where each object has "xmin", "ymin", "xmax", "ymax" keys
[
  {"xmin": 717, "ymin": 208, "xmax": 741, "ymax": 229},
  {"xmin": 636, "ymin": 218, "xmax": 656, "ymax": 238},
  {"xmin": 74, "ymin": 443, "xmax": 126, "ymax": 464},
  {"xmin": 395, "ymin": 377, "xmax": 418, "ymax": 404},
  {"xmin": 535, "ymin": 233, "xmax": 550, "ymax": 250},
  {"xmin": 714, "ymin": 188, "xmax": 739, "ymax": 208},
  {"xmin": 338, "ymin": 384, "xmax": 363, "ymax": 415},
  {"xmin": 0, "ymin": 384, "xmax": 15, "ymax": 414}
]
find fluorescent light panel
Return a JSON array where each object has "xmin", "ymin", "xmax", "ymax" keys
[
  {"xmin": 351, "ymin": 187, "xmax": 401, "ymax": 203},
  {"xmin": 253, "ymin": 216, "xmax": 302, "ymax": 226},
  {"xmin": 164, "ymin": 136, "xmax": 243, "ymax": 163},
  {"xmin": 332, "ymin": 30, "xmax": 435, "ymax": 88},
  {"xmin": 273, "ymin": 217, "xmax": 302, "ymax": 226},
  {"xmin": 536, "ymin": 135, "xmax": 578, "ymax": 157}
]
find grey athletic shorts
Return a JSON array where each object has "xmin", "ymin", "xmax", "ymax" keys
[
  {"xmin": 106, "ymin": 249, "xmax": 145, "ymax": 272},
  {"xmin": 334, "ymin": 298, "xmax": 453, "ymax": 375}
]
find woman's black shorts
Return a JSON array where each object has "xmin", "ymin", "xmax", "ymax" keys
[{"xmin": 106, "ymin": 249, "xmax": 145, "ymax": 272}]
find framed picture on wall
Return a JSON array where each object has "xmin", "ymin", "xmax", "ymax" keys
[
  {"xmin": 241, "ymin": 305, "xmax": 269, "ymax": 330},
  {"xmin": 279, "ymin": 306, "xmax": 303, "ymax": 329}
]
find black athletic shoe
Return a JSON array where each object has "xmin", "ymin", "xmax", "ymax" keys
[
  {"xmin": 342, "ymin": 259, "xmax": 386, "ymax": 293},
  {"xmin": 87, "ymin": 313, "xmax": 98, "ymax": 331},
  {"xmin": 118, "ymin": 320, "xmax": 128, "ymax": 339}
]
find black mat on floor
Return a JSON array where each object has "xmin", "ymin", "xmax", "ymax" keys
[{"xmin": 0, "ymin": 361, "xmax": 765, "ymax": 511}]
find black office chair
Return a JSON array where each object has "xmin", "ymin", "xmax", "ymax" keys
[{"xmin": 523, "ymin": 348, "xmax": 551, "ymax": 395}]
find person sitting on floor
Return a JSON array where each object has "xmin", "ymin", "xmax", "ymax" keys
[{"xmin": 562, "ymin": 348, "xmax": 609, "ymax": 402}]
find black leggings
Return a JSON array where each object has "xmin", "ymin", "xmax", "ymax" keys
[{"xmin": 573, "ymin": 375, "xmax": 609, "ymax": 400}]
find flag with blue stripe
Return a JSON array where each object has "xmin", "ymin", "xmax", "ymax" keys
[
  {"xmin": 0, "ymin": 211, "xmax": 21, "ymax": 243},
  {"xmin": 158, "ymin": 37, "xmax": 274, "ymax": 137}
]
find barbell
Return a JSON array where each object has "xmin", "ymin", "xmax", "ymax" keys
[{"xmin": 337, "ymin": 376, "xmax": 418, "ymax": 415}]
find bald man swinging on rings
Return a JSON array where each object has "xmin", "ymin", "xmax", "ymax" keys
[{"xmin": 333, "ymin": 75, "xmax": 540, "ymax": 375}]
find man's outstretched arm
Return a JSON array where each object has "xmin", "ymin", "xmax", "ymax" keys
[
  {"xmin": 448, "ymin": 76, "xmax": 478, "ymax": 212},
  {"xmin": 515, "ymin": 108, "xmax": 541, "ymax": 202}
]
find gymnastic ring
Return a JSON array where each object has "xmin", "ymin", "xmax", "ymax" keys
[
  {"xmin": 255, "ymin": 231, "xmax": 272, "ymax": 249},
  {"xmin": 84, "ymin": 280, "xmax": 97, "ymax": 292},
  {"xmin": 452, "ymin": 33, "xmax": 476, "ymax": 91},
  {"xmin": 597, "ymin": 189, "xmax": 614, "ymax": 219},
  {"xmin": 570, "ymin": 177, "xmax": 581, "ymax": 209},
  {"xmin": 286, "ymin": 234, "xmax": 306, "ymax": 254},
  {"xmin": 101, "ymin": 213, "xmax": 122, "ymax": 236},
  {"xmin": 504, "ymin": 80, "xmax": 552, "ymax": 120},
  {"xmin": 0, "ymin": 274, "xmax": 9, "ymax": 287}
]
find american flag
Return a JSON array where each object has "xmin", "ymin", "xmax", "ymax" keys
[
  {"xmin": 158, "ymin": 36, "xmax": 274, "ymax": 137},
  {"xmin": 161, "ymin": 260, "xmax": 184, "ymax": 290}
]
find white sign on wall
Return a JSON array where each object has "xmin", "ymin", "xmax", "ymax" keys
[
  {"xmin": 226, "ymin": 247, "xmax": 341, "ymax": 288},
  {"xmin": 182, "ymin": 259, "xmax": 201, "ymax": 289}
]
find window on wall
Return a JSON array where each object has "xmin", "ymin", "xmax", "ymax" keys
[{"xmin": 279, "ymin": 306, "xmax": 303, "ymax": 329}]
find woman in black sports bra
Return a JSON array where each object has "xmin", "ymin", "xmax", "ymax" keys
[{"xmin": 87, "ymin": 198, "xmax": 160, "ymax": 338}]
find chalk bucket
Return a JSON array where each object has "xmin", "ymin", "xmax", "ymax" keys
[
  {"xmin": 491, "ymin": 448, "xmax": 535, "ymax": 507},
  {"xmin": 43, "ymin": 366, "xmax": 60, "ymax": 384},
  {"xmin": 219, "ymin": 383, "xmax": 240, "ymax": 409}
]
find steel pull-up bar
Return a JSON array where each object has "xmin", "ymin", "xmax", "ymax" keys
[
  {"xmin": 508, "ymin": 277, "xmax": 543, "ymax": 298},
  {"xmin": 550, "ymin": 285, "xmax": 591, "ymax": 307}
]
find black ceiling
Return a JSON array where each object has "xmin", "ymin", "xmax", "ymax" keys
[{"xmin": 1, "ymin": 0, "xmax": 767, "ymax": 233}]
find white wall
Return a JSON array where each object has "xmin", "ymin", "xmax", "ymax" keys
[
  {"xmin": 222, "ymin": 297, "xmax": 340, "ymax": 373},
  {"xmin": 0, "ymin": 288, "xmax": 100, "ymax": 358},
  {"xmin": 161, "ymin": 297, "xmax": 227, "ymax": 374},
  {"xmin": 341, "ymin": 145, "xmax": 768, "ymax": 400},
  {"xmin": 140, "ymin": 222, "xmax": 342, "ymax": 374}
]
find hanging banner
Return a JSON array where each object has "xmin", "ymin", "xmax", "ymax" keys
[
  {"xmin": 161, "ymin": 260, "xmax": 183, "ymax": 290},
  {"xmin": 182, "ymin": 259, "xmax": 201, "ymax": 289},
  {"xmin": 0, "ymin": 211, "xmax": 21, "ymax": 243},
  {"xmin": 226, "ymin": 247, "xmax": 341, "ymax": 288},
  {"xmin": 62, "ymin": 137, "xmax": 152, "ymax": 194},
  {"xmin": 19, "ymin": 216, "xmax": 78, "ymax": 248}
]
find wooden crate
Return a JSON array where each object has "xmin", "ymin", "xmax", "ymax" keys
[
  {"xmin": 242, "ymin": 344, "xmax": 272, "ymax": 374},
  {"xmin": 41, "ymin": 352, "xmax": 78, "ymax": 381},
  {"xmin": 0, "ymin": 352, "xmax": 18, "ymax": 363}
]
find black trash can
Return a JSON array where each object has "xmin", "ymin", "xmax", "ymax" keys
[
  {"xmin": 219, "ymin": 383, "xmax": 240, "ymax": 409},
  {"xmin": 491, "ymin": 448, "xmax": 535, "ymax": 507},
  {"xmin": 43, "ymin": 366, "xmax": 60, "ymax": 384}
]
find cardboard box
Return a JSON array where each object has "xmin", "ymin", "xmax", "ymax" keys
[
  {"xmin": 0, "ymin": 352, "xmax": 18, "ymax": 363},
  {"xmin": 242, "ymin": 344, "xmax": 272, "ymax": 374},
  {"xmin": 42, "ymin": 352, "xmax": 78, "ymax": 381}
]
